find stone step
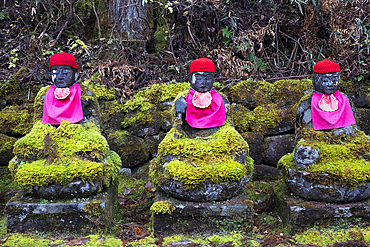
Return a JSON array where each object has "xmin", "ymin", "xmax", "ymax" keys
[
  {"xmin": 6, "ymin": 184, "xmax": 117, "ymax": 235},
  {"xmin": 152, "ymin": 191, "xmax": 254, "ymax": 237}
]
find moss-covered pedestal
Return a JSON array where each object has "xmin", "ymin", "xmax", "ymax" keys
[
  {"xmin": 150, "ymin": 90, "xmax": 254, "ymax": 236},
  {"xmin": 277, "ymin": 125, "xmax": 370, "ymax": 232}
]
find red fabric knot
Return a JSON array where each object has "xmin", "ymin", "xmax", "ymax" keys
[
  {"xmin": 311, "ymin": 90, "xmax": 356, "ymax": 130},
  {"xmin": 185, "ymin": 89, "xmax": 226, "ymax": 129},
  {"xmin": 318, "ymin": 94, "xmax": 338, "ymax": 112},
  {"xmin": 42, "ymin": 83, "xmax": 84, "ymax": 125},
  {"xmin": 192, "ymin": 91, "xmax": 212, "ymax": 109}
]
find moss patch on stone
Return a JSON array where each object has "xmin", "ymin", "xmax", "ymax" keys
[
  {"xmin": 0, "ymin": 105, "xmax": 33, "ymax": 136},
  {"xmin": 150, "ymin": 201, "xmax": 175, "ymax": 214},
  {"xmin": 150, "ymin": 124, "xmax": 253, "ymax": 189},
  {"xmin": 0, "ymin": 133, "xmax": 17, "ymax": 154},
  {"xmin": 229, "ymin": 80, "xmax": 274, "ymax": 107},
  {"xmin": 0, "ymin": 68, "xmax": 27, "ymax": 97},
  {"xmin": 294, "ymin": 225, "xmax": 370, "ymax": 246},
  {"xmin": 232, "ymin": 104, "xmax": 283, "ymax": 133},
  {"xmin": 278, "ymin": 128, "xmax": 370, "ymax": 185},
  {"xmin": 13, "ymin": 120, "xmax": 108, "ymax": 160},
  {"xmin": 82, "ymin": 79, "xmax": 117, "ymax": 101},
  {"xmin": 10, "ymin": 120, "xmax": 121, "ymax": 189},
  {"xmin": 121, "ymin": 83, "xmax": 189, "ymax": 128}
]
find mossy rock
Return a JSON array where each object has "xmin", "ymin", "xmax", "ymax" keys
[
  {"xmin": 150, "ymin": 124, "xmax": 254, "ymax": 202},
  {"xmin": 229, "ymin": 80, "xmax": 274, "ymax": 107},
  {"xmin": 10, "ymin": 121, "xmax": 121, "ymax": 196},
  {"xmin": 231, "ymin": 103, "xmax": 283, "ymax": 133},
  {"xmin": 121, "ymin": 82, "xmax": 190, "ymax": 131},
  {"xmin": 278, "ymin": 128, "xmax": 370, "ymax": 202},
  {"xmin": 0, "ymin": 105, "xmax": 33, "ymax": 136},
  {"xmin": 107, "ymin": 130, "xmax": 149, "ymax": 168},
  {"xmin": 0, "ymin": 133, "xmax": 17, "ymax": 166}
]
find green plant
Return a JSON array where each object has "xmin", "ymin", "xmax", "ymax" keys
[
  {"xmin": 222, "ymin": 26, "xmax": 233, "ymax": 46},
  {"xmin": 8, "ymin": 49, "xmax": 19, "ymax": 69},
  {"xmin": 0, "ymin": 9, "xmax": 9, "ymax": 20}
]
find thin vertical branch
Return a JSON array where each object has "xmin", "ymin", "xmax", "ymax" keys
[{"xmin": 92, "ymin": 0, "xmax": 102, "ymax": 39}]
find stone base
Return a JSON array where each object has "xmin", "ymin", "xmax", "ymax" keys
[
  {"xmin": 275, "ymin": 189, "xmax": 370, "ymax": 234},
  {"xmin": 153, "ymin": 191, "xmax": 254, "ymax": 237},
  {"xmin": 6, "ymin": 183, "xmax": 117, "ymax": 234}
]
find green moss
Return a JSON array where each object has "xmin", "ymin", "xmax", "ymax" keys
[
  {"xmin": 232, "ymin": 104, "xmax": 283, "ymax": 133},
  {"xmin": 82, "ymin": 79, "xmax": 117, "ymax": 101},
  {"xmin": 107, "ymin": 130, "xmax": 149, "ymax": 165},
  {"xmin": 10, "ymin": 121, "xmax": 121, "ymax": 190},
  {"xmin": 33, "ymin": 85, "xmax": 50, "ymax": 122},
  {"xmin": 150, "ymin": 201, "xmax": 175, "ymax": 214},
  {"xmin": 0, "ymin": 233, "xmax": 122, "ymax": 246},
  {"xmin": 0, "ymin": 67, "xmax": 27, "ymax": 97},
  {"xmin": 151, "ymin": 124, "xmax": 253, "ymax": 189},
  {"xmin": 278, "ymin": 128, "xmax": 370, "ymax": 185},
  {"xmin": 294, "ymin": 225, "xmax": 370, "ymax": 246},
  {"xmin": 272, "ymin": 78, "xmax": 312, "ymax": 104},
  {"xmin": 14, "ymin": 120, "xmax": 108, "ymax": 160},
  {"xmin": 83, "ymin": 200, "xmax": 104, "ymax": 216},
  {"xmin": 165, "ymin": 159, "xmax": 246, "ymax": 189},
  {"xmin": 229, "ymin": 80, "xmax": 274, "ymax": 106},
  {"xmin": 0, "ymin": 105, "xmax": 33, "ymax": 136},
  {"xmin": 135, "ymin": 83, "xmax": 190, "ymax": 104},
  {"xmin": 246, "ymin": 181, "xmax": 274, "ymax": 202},
  {"xmin": 0, "ymin": 133, "xmax": 16, "ymax": 154},
  {"xmin": 121, "ymin": 83, "xmax": 189, "ymax": 128}
]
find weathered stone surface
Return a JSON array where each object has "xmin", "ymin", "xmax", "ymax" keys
[
  {"xmin": 285, "ymin": 168, "xmax": 370, "ymax": 203},
  {"xmin": 152, "ymin": 191, "xmax": 254, "ymax": 237},
  {"xmin": 99, "ymin": 100, "xmax": 125, "ymax": 134},
  {"xmin": 294, "ymin": 145, "xmax": 319, "ymax": 168},
  {"xmin": 107, "ymin": 130, "xmax": 149, "ymax": 168},
  {"xmin": 6, "ymin": 183, "xmax": 117, "ymax": 234},
  {"xmin": 253, "ymin": 164, "xmax": 281, "ymax": 181},
  {"xmin": 347, "ymin": 93, "xmax": 370, "ymax": 108},
  {"xmin": 356, "ymin": 108, "xmax": 370, "ymax": 135},
  {"xmin": 144, "ymin": 132, "xmax": 166, "ymax": 156},
  {"xmin": 159, "ymin": 175, "xmax": 251, "ymax": 202},
  {"xmin": 0, "ymin": 133, "xmax": 16, "ymax": 166},
  {"xmin": 241, "ymin": 132, "xmax": 264, "ymax": 165},
  {"xmin": 124, "ymin": 107, "xmax": 162, "ymax": 137},
  {"xmin": 265, "ymin": 106, "xmax": 296, "ymax": 136},
  {"xmin": 29, "ymin": 179, "xmax": 105, "ymax": 199},
  {"xmin": 275, "ymin": 186, "xmax": 370, "ymax": 234},
  {"xmin": 263, "ymin": 134, "xmax": 295, "ymax": 166}
]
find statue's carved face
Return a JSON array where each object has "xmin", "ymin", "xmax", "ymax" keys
[
  {"xmin": 313, "ymin": 72, "xmax": 339, "ymax": 95},
  {"xmin": 191, "ymin": 72, "xmax": 214, "ymax": 93},
  {"xmin": 51, "ymin": 65, "xmax": 77, "ymax": 88}
]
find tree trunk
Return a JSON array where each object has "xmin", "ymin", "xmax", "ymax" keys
[{"xmin": 109, "ymin": 0, "xmax": 149, "ymax": 41}]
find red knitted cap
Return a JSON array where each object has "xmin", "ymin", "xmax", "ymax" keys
[
  {"xmin": 49, "ymin": 53, "xmax": 78, "ymax": 70},
  {"xmin": 313, "ymin": 59, "xmax": 340, "ymax": 74},
  {"xmin": 190, "ymin": 58, "xmax": 215, "ymax": 74}
]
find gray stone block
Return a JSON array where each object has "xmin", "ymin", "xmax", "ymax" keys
[
  {"xmin": 152, "ymin": 191, "xmax": 254, "ymax": 237},
  {"xmin": 6, "ymin": 183, "xmax": 117, "ymax": 234},
  {"xmin": 275, "ymin": 188, "xmax": 370, "ymax": 234}
]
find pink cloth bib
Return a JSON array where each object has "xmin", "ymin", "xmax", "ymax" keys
[
  {"xmin": 42, "ymin": 83, "xmax": 84, "ymax": 125},
  {"xmin": 311, "ymin": 90, "xmax": 356, "ymax": 130},
  {"xmin": 186, "ymin": 89, "xmax": 226, "ymax": 129}
]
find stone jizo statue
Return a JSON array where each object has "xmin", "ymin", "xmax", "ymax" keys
[
  {"xmin": 279, "ymin": 59, "xmax": 370, "ymax": 203},
  {"xmin": 9, "ymin": 53, "xmax": 120, "ymax": 199},
  {"xmin": 151, "ymin": 58, "xmax": 253, "ymax": 202},
  {"xmin": 175, "ymin": 58, "xmax": 227, "ymax": 136},
  {"xmin": 296, "ymin": 59, "xmax": 357, "ymax": 136}
]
